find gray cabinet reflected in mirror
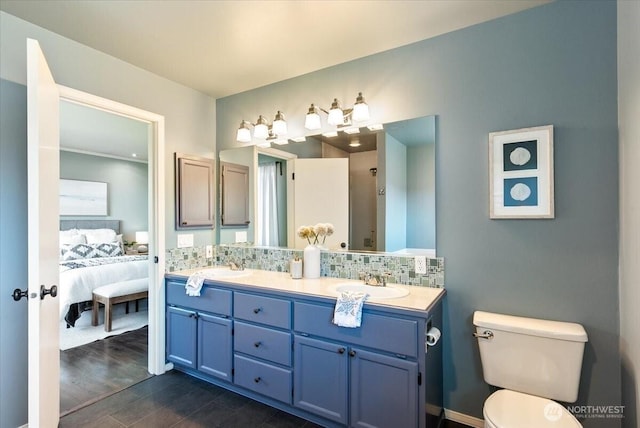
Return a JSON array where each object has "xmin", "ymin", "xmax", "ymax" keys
[
  {"xmin": 220, "ymin": 162, "xmax": 250, "ymax": 227},
  {"xmin": 217, "ymin": 115, "xmax": 436, "ymax": 256}
]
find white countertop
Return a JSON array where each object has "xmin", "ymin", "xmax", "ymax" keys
[{"xmin": 167, "ymin": 267, "xmax": 445, "ymax": 314}]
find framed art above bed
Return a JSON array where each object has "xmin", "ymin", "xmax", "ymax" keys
[{"xmin": 60, "ymin": 179, "xmax": 108, "ymax": 216}]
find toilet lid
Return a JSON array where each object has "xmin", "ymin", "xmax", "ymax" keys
[{"xmin": 484, "ymin": 390, "xmax": 582, "ymax": 428}]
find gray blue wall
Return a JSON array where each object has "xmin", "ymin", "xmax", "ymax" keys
[
  {"xmin": 216, "ymin": 2, "xmax": 620, "ymax": 424},
  {"xmin": 60, "ymin": 151, "xmax": 148, "ymax": 242},
  {"xmin": 0, "ymin": 79, "xmax": 28, "ymax": 428}
]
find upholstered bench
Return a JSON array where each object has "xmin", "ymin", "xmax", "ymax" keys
[{"xmin": 92, "ymin": 278, "xmax": 148, "ymax": 332}]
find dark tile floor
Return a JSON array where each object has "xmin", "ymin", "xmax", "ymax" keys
[
  {"xmin": 60, "ymin": 368, "xmax": 474, "ymax": 427},
  {"xmin": 59, "ymin": 370, "xmax": 322, "ymax": 428}
]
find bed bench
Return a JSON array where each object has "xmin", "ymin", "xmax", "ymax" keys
[{"xmin": 92, "ymin": 278, "xmax": 148, "ymax": 332}]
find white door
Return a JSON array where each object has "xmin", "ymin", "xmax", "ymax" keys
[
  {"xmin": 27, "ymin": 38, "xmax": 60, "ymax": 427},
  {"xmin": 292, "ymin": 158, "xmax": 349, "ymax": 250}
]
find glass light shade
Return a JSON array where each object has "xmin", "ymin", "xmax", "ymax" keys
[
  {"xmin": 254, "ymin": 115, "xmax": 269, "ymax": 139},
  {"xmin": 328, "ymin": 99, "xmax": 344, "ymax": 126},
  {"xmin": 305, "ymin": 112, "xmax": 321, "ymax": 130},
  {"xmin": 135, "ymin": 231, "xmax": 149, "ymax": 244},
  {"xmin": 352, "ymin": 102, "xmax": 370, "ymax": 122},
  {"xmin": 236, "ymin": 126, "xmax": 251, "ymax": 143},
  {"xmin": 272, "ymin": 111, "xmax": 287, "ymax": 135}
]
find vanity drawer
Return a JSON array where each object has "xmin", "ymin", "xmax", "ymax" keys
[
  {"xmin": 166, "ymin": 280, "xmax": 232, "ymax": 316},
  {"xmin": 234, "ymin": 322, "xmax": 291, "ymax": 366},
  {"xmin": 234, "ymin": 292, "xmax": 291, "ymax": 329},
  {"xmin": 234, "ymin": 354, "xmax": 292, "ymax": 404},
  {"xmin": 293, "ymin": 302, "xmax": 418, "ymax": 358}
]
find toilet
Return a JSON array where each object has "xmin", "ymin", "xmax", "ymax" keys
[{"xmin": 473, "ymin": 311, "xmax": 588, "ymax": 428}]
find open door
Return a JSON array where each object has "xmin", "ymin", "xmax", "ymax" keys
[
  {"xmin": 292, "ymin": 158, "xmax": 349, "ymax": 250},
  {"xmin": 27, "ymin": 38, "xmax": 60, "ymax": 427}
]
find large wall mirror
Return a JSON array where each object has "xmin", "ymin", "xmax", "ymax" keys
[{"xmin": 218, "ymin": 115, "xmax": 436, "ymax": 256}]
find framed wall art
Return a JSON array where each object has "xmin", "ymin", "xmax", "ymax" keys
[
  {"xmin": 59, "ymin": 179, "xmax": 108, "ymax": 216},
  {"xmin": 489, "ymin": 125, "xmax": 554, "ymax": 219}
]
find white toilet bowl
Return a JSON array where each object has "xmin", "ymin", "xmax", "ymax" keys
[{"xmin": 483, "ymin": 390, "xmax": 582, "ymax": 428}]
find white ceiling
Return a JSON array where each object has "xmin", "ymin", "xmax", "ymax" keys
[
  {"xmin": 2, "ymin": 1, "xmax": 549, "ymax": 160},
  {"xmin": 1, "ymin": 0, "xmax": 548, "ymax": 99}
]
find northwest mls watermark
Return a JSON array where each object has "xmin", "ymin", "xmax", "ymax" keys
[{"xmin": 544, "ymin": 402, "xmax": 625, "ymax": 420}]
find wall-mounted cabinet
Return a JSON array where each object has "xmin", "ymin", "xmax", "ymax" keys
[
  {"xmin": 220, "ymin": 161, "xmax": 250, "ymax": 227},
  {"xmin": 175, "ymin": 153, "xmax": 215, "ymax": 229}
]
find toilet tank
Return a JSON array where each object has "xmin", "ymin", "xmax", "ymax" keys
[{"xmin": 473, "ymin": 311, "xmax": 588, "ymax": 403}]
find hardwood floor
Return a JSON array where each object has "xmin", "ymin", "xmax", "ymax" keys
[{"xmin": 60, "ymin": 326, "xmax": 151, "ymax": 414}]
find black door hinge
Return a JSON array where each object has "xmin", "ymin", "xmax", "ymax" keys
[
  {"xmin": 418, "ymin": 372, "xmax": 422, "ymax": 386},
  {"xmin": 292, "ymin": 172, "xmax": 295, "ymax": 180},
  {"xmin": 154, "ymin": 256, "xmax": 159, "ymax": 263}
]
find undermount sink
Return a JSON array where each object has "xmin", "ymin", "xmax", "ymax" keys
[
  {"xmin": 199, "ymin": 268, "xmax": 252, "ymax": 279},
  {"xmin": 332, "ymin": 283, "xmax": 409, "ymax": 299}
]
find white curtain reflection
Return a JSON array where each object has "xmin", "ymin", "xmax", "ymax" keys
[{"xmin": 257, "ymin": 163, "xmax": 280, "ymax": 246}]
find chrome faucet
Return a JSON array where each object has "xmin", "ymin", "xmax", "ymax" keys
[
  {"xmin": 360, "ymin": 272, "xmax": 390, "ymax": 287},
  {"xmin": 229, "ymin": 260, "xmax": 245, "ymax": 271}
]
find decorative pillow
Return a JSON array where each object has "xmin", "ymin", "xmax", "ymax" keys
[
  {"xmin": 60, "ymin": 242, "xmax": 123, "ymax": 260},
  {"xmin": 60, "ymin": 243, "xmax": 97, "ymax": 260},
  {"xmin": 93, "ymin": 243, "xmax": 124, "ymax": 258},
  {"xmin": 79, "ymin": 228, "xmax": 117, "ymax": 244}
]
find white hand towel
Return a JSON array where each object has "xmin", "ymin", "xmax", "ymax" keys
[
  {"xmin": 332, "ymin": 291, "xmax": 368, "ymax": 328},
  {"xmin": 185, "ymin": 273, "xmax": 205, "ymax": 296}
]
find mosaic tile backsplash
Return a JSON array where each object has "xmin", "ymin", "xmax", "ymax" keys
[{"xmin": 166, "ymin": 245, "xmax": 444, "ymax": 288}]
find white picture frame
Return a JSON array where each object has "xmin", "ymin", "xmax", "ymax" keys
[
  {"xmin": 59, "ymin": 179, "xmax": 108, "ymax": 216},
  {"xmin": 489, "ymin": 125, "xmax": 554, "ymax": 219}
]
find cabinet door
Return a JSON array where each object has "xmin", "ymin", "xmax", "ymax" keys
[
  {"xmin": 221, "ymin": 162, "xmax": 250, "ymax": 226},
  {"xmin": 166, "ymin": 306, "xmax": 197, "ymax": 369},
  {"xmin": 198, "ymin": 313, "xmax": 232, "ymax": 381},
  {"xmin": 293, "ymin": 336, "xmax": 348, "ymax": 425},
  {"xmin": 350, "ymin": 348, "xmax": 418, "ymax": 428},
  {"xmin": 175, "ymin": 154, "xmax": 215, "ymax": 229}
]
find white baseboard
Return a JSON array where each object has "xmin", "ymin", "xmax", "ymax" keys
[{"xmin": 445, "ymin": 408, "xmax": 484, "ymax": 427}]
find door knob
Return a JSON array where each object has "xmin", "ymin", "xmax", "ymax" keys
[
  {"xmin": 40, "ymin": 284, "xmax": 57, "ymax": 300},
  {"xmin": 12, "ymin": 288, "xmax": 28, "ymax": 301}
]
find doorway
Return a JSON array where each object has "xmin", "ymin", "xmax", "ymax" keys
[{"xmin": 56, "ymin": 85, "xmax": 166, "ymax": 413}]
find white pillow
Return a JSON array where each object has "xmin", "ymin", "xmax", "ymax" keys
[
  {"xmin": 79, "ymin": 228, "xmax": 117, "ymax": 244},
  {"xmin": 60, "ymin": 229, "xmax": 87, "ymax": 245}
]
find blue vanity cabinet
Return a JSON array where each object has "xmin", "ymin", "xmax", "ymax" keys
[
  {"xmin": 166, "ymin": 280, "xmax": 233, "ymax": 382},
  {"xmin": 165, "ymin": 275, "xmax": 444, "ymax": 428},
  {"xmin": 349, "ymin": 348, "xmax": 418, "ymax": 428},
  {"xmin": 166, "ymin": 306, "xmax": 197, "ymax": 368},
  {"xmin": 293, "ymin": 301, "xmax": 422, "ymax": 428},
  {"xmin": 232, "ymin": 292, "xmax": 293, "ymax": 404},
  {"xmin": 197, "ymin": 313, "xmax": 233, "ymax": 381},
  {"xmin": 293, "ymin": 335, "xmax": 349, "ymax": 424}
]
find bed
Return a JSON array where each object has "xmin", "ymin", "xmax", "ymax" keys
[{"xmin": 59, "ymin": 220, "xmax": 148, "ymax": 327}]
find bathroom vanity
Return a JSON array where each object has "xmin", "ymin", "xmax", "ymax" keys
[{"xmin": 165, "ymin": 269, "xmax": 445, "ymax": 428}]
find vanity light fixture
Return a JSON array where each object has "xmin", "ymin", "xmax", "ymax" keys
[
  {"xmin": 367, "ymin": 123, "xmax": 384, "ymax": 131},
  {"xmin": 236, "ymin": 111, "xmax": 288, "ymax": 143},
  {"xmin": 349, "ymin": 138, "xmax": 361, "ymax": 148},
  {"xmin": 343, "ymin": 127, "xmax": 360, "ymax": 135},
  {"xmin": 304, "ymin": 92, "xmax": 370, "ymax": 131}
]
